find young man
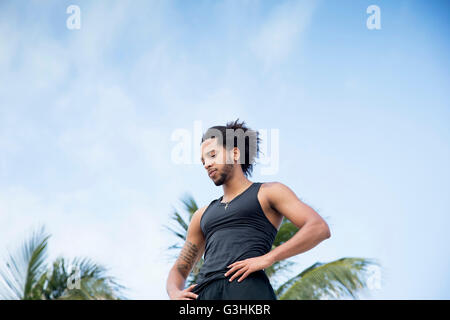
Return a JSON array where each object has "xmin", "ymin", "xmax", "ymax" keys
[{"xmin": 166, "ymin": 119, "xmax": 331, "ymax": 300}]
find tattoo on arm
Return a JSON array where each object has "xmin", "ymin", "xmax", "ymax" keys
[{"xmin": 177, "ymin": 240, "xmax": 199, "ymax": 275}]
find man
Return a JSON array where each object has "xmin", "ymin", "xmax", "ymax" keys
[{"xmin": 166, "ymin": 119, "xmax": 331, "ymax": 300}]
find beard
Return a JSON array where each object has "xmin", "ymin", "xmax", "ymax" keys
[{"xmin": 213, "ymin": 164, "xmax": 233, "ymax": 186}]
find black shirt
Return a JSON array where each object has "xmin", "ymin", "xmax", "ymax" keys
[{"xmin": 192, "ymin": 182, "xmax": 278, "ymax": 294}]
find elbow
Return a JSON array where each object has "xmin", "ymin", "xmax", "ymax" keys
[
  {"xmin": 319, "ymin": 221, "xmax": 331, "ymax": 240},
  {"xmin": 307, "ymin": 219, "xmax": 330, "ymax": 240},
  {"xmin": 323, "ymin": 223, "xmax": 331, "ymax": 239}
]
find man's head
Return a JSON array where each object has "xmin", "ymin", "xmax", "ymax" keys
[{"xmin": 200, "ymin": 119, "xmax": 261, "ymax": 186}]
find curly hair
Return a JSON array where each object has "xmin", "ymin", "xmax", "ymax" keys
[{"xmin": 201, "ymin": 119, "xmax": 261, "ymax": 177}]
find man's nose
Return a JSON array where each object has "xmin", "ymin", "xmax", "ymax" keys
[{"xmin": 204, "ymin": 160, "xmax": 213, "ymax": 170}]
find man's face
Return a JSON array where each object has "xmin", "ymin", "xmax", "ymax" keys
[{"xmin": 201, "ymin": 138, "xmax": 234, "ymax": 186}]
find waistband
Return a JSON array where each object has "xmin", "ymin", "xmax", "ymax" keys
[{"xmin": 191, "ymin": 269, "xmax": 268, "ymax": 294}]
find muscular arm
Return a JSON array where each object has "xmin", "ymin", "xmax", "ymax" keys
[
  {"xmin": 265, "ymin": 182, "xmax": 331, "ymax": 264},
  {"xmin": 166, "ymin": 206, "xmax": 206, "ymax": 299}
]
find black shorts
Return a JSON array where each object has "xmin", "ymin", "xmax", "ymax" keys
[{"xmin": 196, "ymin": 270, "xmax": 277, "ymax": 300}]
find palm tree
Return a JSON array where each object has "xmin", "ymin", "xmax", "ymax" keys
[
  {"xmin": 0, "ymin": 226, "xmax": 126, "ymax": 300},
  {"xmin": 165, "ymin": 194, "xmax": 380, "ymax": 300}
]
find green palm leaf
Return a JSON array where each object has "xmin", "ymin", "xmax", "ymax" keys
[
  {"xmin": 0, "ymin": 226, "xmax": 126, "ymax": 300},
  {"xmin": 38, "ymin": 257, "xmax": 126, "ymax": 300},
  {"xmin": 265, "ymin": 219, "xmax": 298, "ymax": 279},
  {"xmin": 0, "ymin": 226, "xmax": 50, "ymax": 300},
  {"xmin": 277, "ymin": 257, "xmax": 379, "ymax": 300},
  {"xmin": 163, "ymin": 210, "xmax": 189, "ymax": 242},
  {"xmin": 179, "ymin": 194, "xmax": 198, "ymax": 221}
]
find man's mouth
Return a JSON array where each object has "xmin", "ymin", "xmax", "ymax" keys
[{"xmin": 209, "ymin": 170, "xmax": 217, "ymax": 178}]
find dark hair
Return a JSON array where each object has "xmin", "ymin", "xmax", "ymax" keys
[{"xmin": 201, "ymin": 119, "xmax": 261, "ymax": 177}]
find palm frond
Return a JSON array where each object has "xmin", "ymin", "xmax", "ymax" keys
[
  {"xmin": 273, "ymin": 218, "xmax": 298, "ymax": 247},
  {"xmin": 171, "ymin": 209, "xmax": 189, "ymax": 232},
  {"xmin": 164, "ymin": 205, "xmax": 191, "ymax": 242},
  {"xmin": 265, "ymin": 259, "xmax": 296, "ymax": 280},
  {"xmin": 265, "ymin": 219, "xmax": 299, "ymax": 280},
  {"xmin": 0, "ymin": 226, "xmax": 50, "ymax": 300},
  {"xmin": 163, "ymin": 224, "xmax": 187, "ymax": 242},
  {"xmin": 1, "ymin": 226, "xmax": 126, "ymax": 300},
  {"xmin": 164, "ymin": 196, "xmax": 200, "ymax": 251},
  {"xmin": 57, "ymin": 257, "xmax": 126, "ymax": 300},
  {"xmin": 180, "ymin": 194, "xmax": 198, "ymax": 221},
  {"xmin": 277, "ymin": 257, "xmax": 379, "ymax": 300}
]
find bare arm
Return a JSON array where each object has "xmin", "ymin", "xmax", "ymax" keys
[
  {"xmin": 166, "ymin": 206, "xmax": 206, "ymax": 300},
  {"xmin": 265, "ymin": 182, "xmax": 331, "ymax": 264}
]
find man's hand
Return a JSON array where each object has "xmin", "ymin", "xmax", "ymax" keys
[
  {"xmin": 224, "ymin": 254, "xmax": 274, "ymax": 283},
  {"xmin": 170, "ymin": 284, "xmax": 199, "ymax": 300}
]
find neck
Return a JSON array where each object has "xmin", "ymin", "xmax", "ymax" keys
[{"xmin": 222, "ymin": 169, "xmax": 253, "ymax": 201}]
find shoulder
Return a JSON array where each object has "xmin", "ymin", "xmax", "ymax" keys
[
  {"xmin": 260, "ymin": 181, "xmax": 295, "ymax": 205},
  {"xmin": 190, "ymin": 200, "xmax": 215, "ymax": 225},
  {"xmin": 188, "ymin": 203, "xmax": 212, "ymax": 238},
  {"xmin": 260, "ymin": 181, "xmax": 291, "ymax": 193},
  {"xmin": 192, "ymin": 204, "xmax": 210, "ymax": 221}
]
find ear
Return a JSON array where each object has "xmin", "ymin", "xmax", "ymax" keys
[{"xmin": 233, "ymin": 147, "xmax": 241, "ymax": 163}]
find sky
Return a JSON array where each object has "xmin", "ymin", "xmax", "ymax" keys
[{"xmin": 0, "ymin": 0, "xmax": 449, "ymax": 299}]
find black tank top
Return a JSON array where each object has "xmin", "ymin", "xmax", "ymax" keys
[{"xmin": 192, "ymin": 182, "xmax": 278, "ymax": 294}]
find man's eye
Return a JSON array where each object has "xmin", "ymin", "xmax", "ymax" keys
[{"xmin": 211, "ymin": 154, "xmax": 216, "ymax": 158}]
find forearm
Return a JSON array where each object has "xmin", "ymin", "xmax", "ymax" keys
[
  {"xmin": 166, "ymin": 267, "xmax": 186, "ymax": 298},
  {"xmin": 266, "ymin": 221, "xmax": 330, "ymax": 264}
]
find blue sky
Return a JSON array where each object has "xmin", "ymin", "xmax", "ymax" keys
[{"xmin": 0, "ymin": 0, "xmax": 449, "ymax": 299}]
